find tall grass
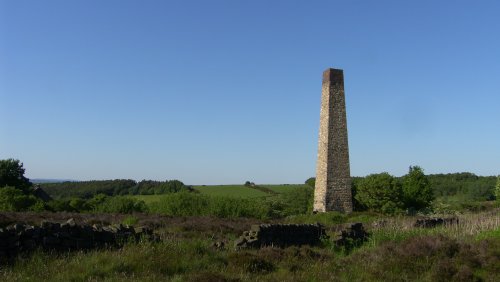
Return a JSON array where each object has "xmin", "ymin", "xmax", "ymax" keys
[{"xmin": 364, "ymin": 209, "xmax": 500, "ymax": 249}]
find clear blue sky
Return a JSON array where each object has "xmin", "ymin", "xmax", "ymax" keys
[{"xmin": 1, "ymin": 1, "xmax": 499, "ymax": 184}]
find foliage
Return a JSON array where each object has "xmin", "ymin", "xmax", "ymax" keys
[
  {"xmin": 401, "ymin": 166, "xmax": 433, "ymax": 211},
  {"xmin": 280, "ymin": 186, "xmax": 314, "ymax": 215},
  {"xmin": 41, "ymin": 179, "xmax": 191, "ymax": 199},
  {"xmin": 45, "ymin": 194, "xmax": 147, "ymax": 214},
  {"xmin": 41, "ymin": 180, "xmax": 137, "ymax": 199},
  {"xmin": 355, "ymin": 173, "xmax": 404, "ymax": 214},
  {"xmin": 495, "ymin": 176, "xmax": 500, "ymax": 201},
  {"xmin": 145, "ymin": 185, "xmax": 315, "ymax": 219},
  {"xmin": 305, "ymin": 177, "xmax": 315, "ymax": 188},
  {"xmin": 429, "ymin": 172, "xmax": 496, "ymax": 201},
  {"xmin": 148, "ymin": 192, "xmax": 271, "ymax": 219},
  {"xmin": 244, "ymin": 181, "xmax": 255, "ymax": 187},
  {"xmin": 135, "ymin": 180, "xmax": 191, "ymax": 195},
  {"xmin": 94, "ymin": 196, "xmax": 148, "ymax": 214},
  {"xmin": 0, "ymin": 159, "xmax": 32, "ymax": 193},
  {"xmin": 0, "ymin": 186, "xmax": 45, "ymax": 212},
  {"xmin": 307, "ymin": 170, "xmax": 497, "ymax": 213},
  {"xmin": 351, "ymin": 177, "xmax": 365, "ymax": 211},
  {"xmin": 46, "ymin": 199, "xmax": 76, "ymax": 212},
  {"xmin": 122, "ymin": 216, "xmax": 139, "ymax": 226}
]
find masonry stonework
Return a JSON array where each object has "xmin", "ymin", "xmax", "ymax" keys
[{"xmin": 313, "ymin": 68, "xmax": 353, "ymax": 213}]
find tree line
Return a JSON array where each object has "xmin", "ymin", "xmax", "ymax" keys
[
  {"xmin": 2, "ymin": 158, "xmax": 499, "ymax": 217},
  {"xmin": 40, "ymin": 179, "xmax": 192, "ymax": 199},
  {"xmin": 307, "ymin": 166, "xmax": 499, "ymax": 214}
]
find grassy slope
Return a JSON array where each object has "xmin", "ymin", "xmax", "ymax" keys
[
  {"xmin": 193, "ymin": 185, "xmax": 268, "ymax": 198},
  {"xmin": 132, "ymin": 184, "xmax": 310, "ymax": 204},
  {"xmin": 261, "ymin": 184, "xmax": 310, "ymax": 194}
]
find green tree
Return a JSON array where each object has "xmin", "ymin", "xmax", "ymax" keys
[
  {"xmin": 402, "ymin": 166, "xmax": 434, "ymax": 210},
  {"xmin": 495, "ymin": 176, "xmax": 500, "ymax": 201},
  {"xmin": 355, "ymin": 172, "xmax": 403, "ymax": 214},
  {"xmin": 305, "ymin": 177, "xmax": 316, "ymax": 188},
  {"xmin": 0, "ymin": 159, "xmax": 32, "ymax": 193},
  {"xmin": 0, "ymin": 186, "xmax": 43, "ymax": 211}
]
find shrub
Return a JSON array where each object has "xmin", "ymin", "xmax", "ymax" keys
[
  {"xmin": 95, "ymin": 196, "xmax": 148, "ymax": 213},
  {"xmin": 46, "ymin": 199, "xmax": 76, "ymax": 212},
  {"xmin": 402, "ymin": 166, "xmax": 433, "ymax": 211},
  {"xmin": 355, "ymin": 173, "xmax": 404, "ymax": 214},
  {"xmin": 0, "ymin": 186, "xmax": 44, "ymax": 211},
  {"xmin": 69, "ymin": 198, "xmax": 91, "ymax": 211},
  {"xmin": 149, "ymin": 192, "xmax": 208, "ymax": 216},
  {"xmin": 281, "ymin": 186, "xmax": 314, "ymax": 215},
  {"xmin": 305, "ymin": 177, "xmax": 315, "ymax": 188}
]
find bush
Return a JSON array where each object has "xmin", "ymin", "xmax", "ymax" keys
[
  {"xmin": 305, "ymin": 177, "xmax": 315, "ymax": 188},
  {"xmin": 0, "ymin": 186, "xmax": 44, "ymax": 211},
  {"xmin": 69, "ymin": 198, "xmax": 91, "ymax": 211},
  {"xmin": 355, "ymin": 173, "xmax": 404, "ymax": 214},
  {"xmin": 402, "ymin": 166, "xmax": 433, "ymax": 211},
  {"xmin": 95, "ymin": 196, "xmax": 148, "ymax": 213},
  {"xmin": 46, "ymin": 199, "xmax": 76, "ymax": 212},
  {"xmin": 281, "ymin": 186, "xmax": 313, "ymax": 215},
  {"xmin": 45, "ymin": 194, "xmax": 147, "ymax": 214}
]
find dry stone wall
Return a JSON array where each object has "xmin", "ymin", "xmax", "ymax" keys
[
  {"xmin": 0, "ymin": 218, "xmax": 155, "ymax": 260},
  {"xmin": 234, "ymin": 224, "xmax": 327, "ymax": 249},
  {"xmin": 234, "ymin": 222, "xmax": 370, "ymax": 249}
]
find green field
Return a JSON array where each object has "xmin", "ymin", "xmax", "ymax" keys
[
  {"xmin": 193, "ymin": 185, "xmax": 268, "ymax": 198},
  {"xmin": 132, "ymin": 184, "xmax": 310, "ymax": 203},
  {"xmin": 261, "ymin": 184, "xmax": 310, "ymax": 194}
]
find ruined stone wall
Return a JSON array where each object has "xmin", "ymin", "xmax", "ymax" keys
[
  {"xmin": 234, "ymin": 224, "xmax": 326, "ymax": 248},
  {"xmin": 314, "ymin": 68, "xmax": 353, "ymax": 213},
  {"xmin": 234, "ymin": 223, "xmax": 369, "ymax": 249},
  {"xmin": 0, "ymin": 219, "xmax": 154, "ymax": 259}
]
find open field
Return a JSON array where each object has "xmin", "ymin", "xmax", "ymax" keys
[
  {"xmin": 193, "ymin": 185, "xmax": 269, "ymax": 198},
  {"xmin": 133, "ymin": 184, "xmax": 311, "ymax": 204},
  {"xmin": 261, "ymin": 184, "xmax": 310, "ymax": 194}
]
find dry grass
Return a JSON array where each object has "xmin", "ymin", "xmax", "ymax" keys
[{"xmin": 366, "ymin": 208, "xmax": 500, "ymax": 246}]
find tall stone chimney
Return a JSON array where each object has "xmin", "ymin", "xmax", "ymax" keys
[{"xmin": 313, "ymin": 68, "xmax": 353, "ymax": 213}]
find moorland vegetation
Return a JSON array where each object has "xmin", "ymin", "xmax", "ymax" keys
[{"xmin": 0, "ymin": 158, "xmax": 499, "ymax": 281}]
